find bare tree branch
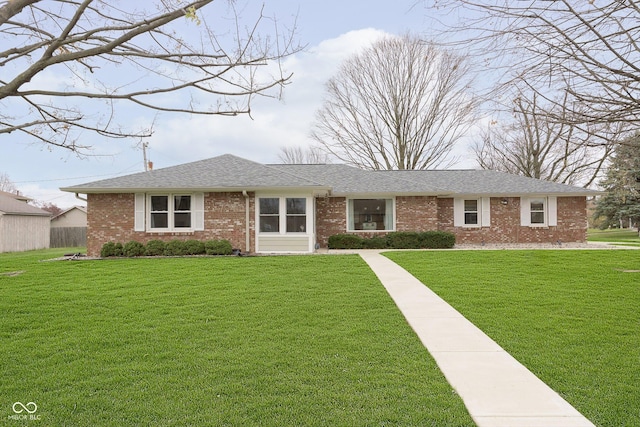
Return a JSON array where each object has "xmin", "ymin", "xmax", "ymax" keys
[
  {"xmin": 424, "ymin": 0, "xmax": 640, "ymax": 131},
  {"xmin": 474, "ymin": 88, "xmax": 615, "ymax": 187},
  {"xmin": 0, "ymin": 0, "xmax": 301, "ymax": 151}
]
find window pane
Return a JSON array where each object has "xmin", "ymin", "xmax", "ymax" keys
[
  {"xmin": 286, "ymin": 198, "xmax": 306, "ymax": 214},
  {"xmin": 151, "ymin": 213, "xmax": 168, "ymax": 228},
  {"xmin": 464, "ymin": 200, "xmax": 478, "ymax": 212},
  {"xmin": 531, "ymin": 200, "xmax": 545, "ymax": 211},
  {"xmin": 151, "ymin": 196, "xmax": 168, "ymax": 211},
  {"xmin": 531, "ymin": 212, "xmax": 545, "ymax": 224},
  {"xmin": 260, "ymin": 198, "xmax": 279, "ymax": 215},
  {"xmin": 174, "ymin": 213, "xmax": 191, "ymax": 228},
  {"xmin": 465, "ymin": 212, "xmax": 478, "ymax": 225},
  {"xmin": 260, "ymin": 216, "xmax": 279, "ymax": 232},
  {"xmin": 174, "ymin": 195, "xmax": 191, "ymax": 211},
  {"xmin": 350, "ymin": 199, "xmax": 390, "ymax": 230},
  {"xmin": 286, "ymin": 216, "xmax": 306, "ymax": 233}
]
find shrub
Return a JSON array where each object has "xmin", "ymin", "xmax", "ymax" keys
[
  {"xmin": 145, "ymin": 240, "xmax": 166, "ymax": 256},
  {"xmin": 386, "ymin": 232, "xmax": 422, "ymax": 249},
  {"xmin": 184, "ymin": 239, "xmax": 206, "ymax": 255},
  {"xmin": 123, "ymin": 240, "xmax": 146, "ymax": 257},
  {"xmin": 205, "ymin": 239, "xmax": 233, "ymax": 255},
  {"xmin": 419, "ymin": 231, "xmax": 455, "ymax": 249},
  {"xmin": 328, "ymin": 234, "xmax": 364, "ymax": 249},
  {"xmin": 100, "ymin": 241, "xmax": 123, "ymax": 257},
  {"xmin": 362, "ymin": 236, "xmax": 388, "ymax": 249},
  {"xmin": 164, "ymin": 239, "xmax": 188, "ymax": 256}
]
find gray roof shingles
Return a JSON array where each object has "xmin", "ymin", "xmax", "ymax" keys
[
  {"xmin": 61, "ymin": 154, "xmax": 599, "ymax": 196},
  {"xmin": 0, "ymin": 194, "xmax": 51, "ymax": 216}
]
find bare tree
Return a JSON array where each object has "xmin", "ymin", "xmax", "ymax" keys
[
  {"xmin": 278, "ymin": 146, "xmax": 331, "ymax": 164},
  {"xmin": 475, "ymin": 89, "xmax": 614, "ymax": 187},
  {"xmin": 311, "ymin": 34, "xmax": 478, "ymax": 170},
  {"xmin": 0, "ymin": 0, "xmax": 299, "ymax": 152},
  {"xmin": 423, "ymin": 1, "xmax": 640, "ymax": 140},
  {"xmin": 0, "ymin": 172, "xmax": 17, "ymax": 193}
]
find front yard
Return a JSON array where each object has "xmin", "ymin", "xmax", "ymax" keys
[
  {"xmin": 0, "ymin": 249, "xmax": 473, "ymax": 426},
  {"xmin": 386, "ymin": 250, "xmax": 640, "ymax": 427},
  {"xmin": 1, "ymin": 248, "xmax": 637, "ymax": 426}
]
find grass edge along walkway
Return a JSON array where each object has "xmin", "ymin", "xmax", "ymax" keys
[
  {"xmin": 360, "ymin": 250, "xmax": 595, "ymax": 427},
  {"xmin": 384, "ymin": 249, "xmax": 640, "ymax": 427}
]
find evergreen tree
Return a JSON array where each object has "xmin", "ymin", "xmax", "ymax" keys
[{"xmin": 594, "ymin": 135, "xmax": 640, "ymax": 232}]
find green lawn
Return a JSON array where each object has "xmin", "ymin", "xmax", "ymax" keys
[
  {"xmin": 0, "ymin": 249, "xmax": 474, "ymax": 427},
  {"xmin": 385, "ymin": 250, "xmax": 640, "ymax": 427},
  {"xmin": 588, "ymin": 228, "xmax": 640, "ymax": 246}
]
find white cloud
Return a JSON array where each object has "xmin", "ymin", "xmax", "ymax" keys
[{"xmin": 147, "ymin": 29, "xmax": 391, "ymax": 167}]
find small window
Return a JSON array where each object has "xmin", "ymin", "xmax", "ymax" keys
[
  {"xmin": 530, "ymin": 199, "xmax": 546, "ymax": 224},
  {"xmin": 259, "ymin": 198, "xmax": 280, "ymax": 232},
  {"xmin": 464, "ymin": 200, "xmax": 479, "ymax": 225},
  {"xmin": 286, "ymin": 198, "xmax": 306, "ymax": 232}
]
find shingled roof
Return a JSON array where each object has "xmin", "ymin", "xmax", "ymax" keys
[
  {"xmin": 61, "ymin": 154, "xmax": 599, "ymax": 196},
  {"xmin": 0, "ymin": 193, "xmax": 51, "ymax": 216},
  {"xmin": 61, "ymin": 154, "xmax": 330, "ymax": 193}
]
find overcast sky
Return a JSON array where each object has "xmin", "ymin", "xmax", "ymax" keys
[{"xmin": 2, "ymin": 0, "xmax": 478, "ymax": 208}]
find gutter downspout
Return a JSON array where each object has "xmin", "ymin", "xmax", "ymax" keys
[
  {"xmin": 242, "ymin": 191, "xmax": 250, "ymax": 253},
  {"xmin": 75, "ymin": 193, "xmax": 88, "ymax": 202}
]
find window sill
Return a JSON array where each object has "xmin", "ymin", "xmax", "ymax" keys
[{"xmin": 146, "ymin": 230, "xmax": 195, "ymax": 235}]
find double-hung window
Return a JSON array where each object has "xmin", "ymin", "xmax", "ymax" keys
[
  {"xmin": 520, "ymin": 196, "xmax": 557, "ymax": 227},
  {"xmin": 464, "ymin": 199, "xmax": 479, "ymax": 225},
  {"xmin": 259, "ymin": 197, "xmax": 308, "ymax": 233},
  {"xmin": 454, "ymin": 198, "xmax": 490, "ymax": 227},
  {"xmin": 149, "ymin": 194, "xmax": 192, "ymax": 230},
  {"xmin": 530, "ymin": 198, "xmax": 546, "ymax": 225}
]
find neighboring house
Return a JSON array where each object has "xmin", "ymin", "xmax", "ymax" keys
[
  {"xmin": 50, "ymin": 206, "xmax": 87, "ymax": 228},
  {"xmin": 50, "ymin": 206, "xmax": 87, "ymax": 248},
  {"xmin": 61, "ymin": 154, "xmax": 600, "ymax": 256},
  {"xmin": 0, "ymin": 191, "xmax": 51, "ymax": 253}
]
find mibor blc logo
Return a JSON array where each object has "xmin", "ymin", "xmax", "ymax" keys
[{"xmin": 8, "ymin": 402, "xmax": 41, "ymax": 421}]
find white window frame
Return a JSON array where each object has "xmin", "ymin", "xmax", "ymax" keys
[
  {"xmin": 346, "ymin": 197, "xmax": 395, "ymax": 232},
  {"xmin": 137, "ymin": 193, "xmax": 204, "ymax": 232},
  {"xmin": 454, "ymin": 197, "xmax": 491, "ymax": 228},
  {"xmin": 148, "ymin": 194, "xmax": 193, "ymax": 231},
  {"xmin": 257, "ymin": 196, "xmax": 311, "ymax": 235},
  {"xmin": 520, "ymin": 196, "xmax": 557, "ymax": 227}
]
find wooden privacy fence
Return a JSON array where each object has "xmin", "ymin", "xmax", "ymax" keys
[{"xmin": 50, "ymin": 227, "xmax": 87, "ymax": 248}]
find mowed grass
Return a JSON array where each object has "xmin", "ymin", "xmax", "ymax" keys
[
  {"xmin": 385, "ymin": 250, "xmax": 640, "ymax": 427},
  {"xmin": 0, "ymin": 249, "xmax": 474, "ymax": 427},
  {"xmin": 588, "ymin": 228, "xmax": 640, "ymax": 246}
]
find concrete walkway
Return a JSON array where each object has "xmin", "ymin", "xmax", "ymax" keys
[{"xmin": 358, "ymin": 251, "xmax": 596, "ymax": 427}]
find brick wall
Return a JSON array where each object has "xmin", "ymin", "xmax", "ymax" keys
[
  {"xmin": 315, "ymin": 196, "xmax": 347, "ymax": 248},
  {"xmin": 437, "ymin": 196, "xmax": 587, "ymax": 244},
  {"xmin": 315, "ymin": 195, "xmax": 587, "ymax": 248},
  {"xmin": 86, "ymin": 192, "xmax": 254, "ymax": 256},
  {"xmin": 87, "ymin": 192, "xmax": 588, "ymax": 255}
]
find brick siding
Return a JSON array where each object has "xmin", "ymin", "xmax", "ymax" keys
[
  {"xmin": 87, "ymin": 193, "xmax": 588, "ymax": 255},
  {"xmin": 86, "ymin": 192, "xmax": 254, "ymax": 256}
]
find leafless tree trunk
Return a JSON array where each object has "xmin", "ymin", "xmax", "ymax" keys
[
  {"xmin": 278, "ymin": 146, "xmax": 331, "ymax": 164},
  {"xmin": 0, "ymin": 0, "xmax": 300, "ymax": 152},
  {"xmin": 475, "ymin": 89, "xmax": 614, "ymax": 187},
  {"xmin": 311, "ymin": 34, "xmax": 478, "ymax": 170},
  {"xmin": 422, "ymin": 0, "xmax": 640, "ymax": 138}
]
